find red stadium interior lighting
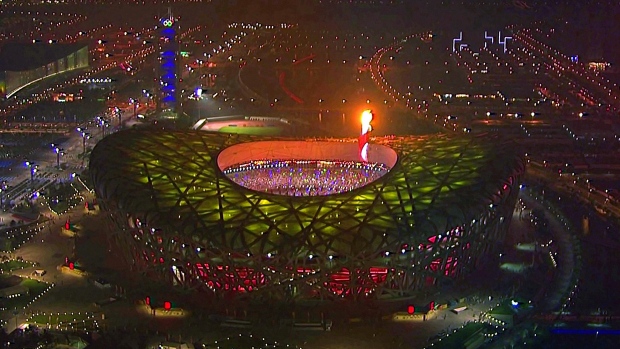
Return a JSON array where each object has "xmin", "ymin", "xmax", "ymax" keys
[{"xmin": 195, "ymin": 263, "xmax": 390, "ymax": 297}]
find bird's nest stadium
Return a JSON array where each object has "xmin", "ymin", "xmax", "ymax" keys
[{"xmin": 90, "ymin": 129, "xmax": 525, "ymax": 301}]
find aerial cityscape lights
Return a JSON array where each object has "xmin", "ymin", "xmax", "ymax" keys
[{"xmin": 0, "ymin": 4, "xmax": 616, "ymax": 348}]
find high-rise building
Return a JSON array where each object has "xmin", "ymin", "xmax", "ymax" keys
[{"xmin": 157, "ymin": 10, "xmax": 178, "ymax": 118}]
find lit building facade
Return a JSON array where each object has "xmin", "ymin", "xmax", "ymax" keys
[
  {"xmin": 157, "ymin": 14, "xmax": 179, "ymax": 117},
  {"xmin": 0, "ymin": 43, "xmax": 88, "ymax": 99},
  {"xmin": 90, "ymin": 130, "xmax": 525, "ymax": 301}
]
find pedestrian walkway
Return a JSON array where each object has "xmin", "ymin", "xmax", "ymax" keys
[{"xmin": 520, "ymin": 190, "xmax": 579, "ymax": 312}]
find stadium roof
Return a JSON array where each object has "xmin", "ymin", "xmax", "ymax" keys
[
  {"xmin": 0, "ymin": 43, "xmax": 87, "ymax": 71},
  {"xmin": 90, "ymin": 130, "xmax": 524, "ymax": 256}
]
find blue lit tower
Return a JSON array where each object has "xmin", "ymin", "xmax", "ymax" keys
[{"xmin": 157, "ymin": 10, "xmax": 179, "ymax": 117}]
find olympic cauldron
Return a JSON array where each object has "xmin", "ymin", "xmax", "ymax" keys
[{"xmin": 89, "ymin": 129, "xmax": 525, "ymax": 301}]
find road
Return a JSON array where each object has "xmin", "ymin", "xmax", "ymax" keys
[{"xmin": 527, "ymin": 162, "xmax": 620, "ymax": 220}]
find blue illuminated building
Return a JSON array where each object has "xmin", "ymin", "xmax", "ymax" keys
[{"xmin": 158, "ymin": 14, "xmax": 178, "ymax": 116}]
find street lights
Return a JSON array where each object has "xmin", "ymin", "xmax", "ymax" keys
[
  {"xmin": 194, "ymin": 88, "xmax": 205, "ymax": 119},
  {"xmin": 114, "ymin": 106, "xmax": 123, "ymax": 126},
  {"xmin": 80, "ymin": 131, "xmax": 90, "ymax": 155},
  {"xmin": 51, "ymin": 144, "xmax": 64, "ymax": 169},
  {"xmin": 142, "ymin": 89, "xmax": 152, "ymax": 109},
  {"xmin": 25, "ymin": 161, "xmax": 38, "ymax": 181},
  {"xmin": 132, "ymin": 100, "xmax": 138, "ymax": 119},
  {"xmin": 96, "ymin": 117, "xmax": 109, "ymax": 138}
]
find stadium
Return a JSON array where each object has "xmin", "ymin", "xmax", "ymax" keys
[{"xmin": 89, "ymin": 129, "xmax": 525, "ymax": 301}]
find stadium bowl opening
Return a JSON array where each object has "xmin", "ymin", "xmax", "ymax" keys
[{"xmin": 218, "ymin": 140, "xmax": 398, "ymax": 196}]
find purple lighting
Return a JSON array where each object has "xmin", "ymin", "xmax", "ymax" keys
[
  {"xmin": 498, "ymin": 31, "xmax": 512, "ymax": 53},
  {"xmin": 452, "ymin": 31, "xmax": 463, "ymax": 52},
  {"xmin": 484, "ymin": 31, "xmax": 494, "ymax": 48}
]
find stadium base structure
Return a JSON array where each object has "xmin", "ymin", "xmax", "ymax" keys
[{"xmin": 90, "ymin": 130, "xmax": 525, "ymax": 302}]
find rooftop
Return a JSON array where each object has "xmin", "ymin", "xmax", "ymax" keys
[{"xmin": 89, "ymin": 130, "xmax": 525, "ymax": 255}]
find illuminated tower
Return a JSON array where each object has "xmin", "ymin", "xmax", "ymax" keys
[
  {"xmin": 157, "ymin": 9, "xmax": 179, "ymax": 118},
  {"xmin": 359, "ymin": 110, "xmax": 373, "ymax": 162}
]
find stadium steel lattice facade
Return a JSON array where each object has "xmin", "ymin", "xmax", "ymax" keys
[{"xmin": 90, "ymin": 129, "xmax": 525, "ymax": 301}]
